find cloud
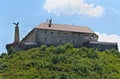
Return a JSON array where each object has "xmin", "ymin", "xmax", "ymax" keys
[
  {"xmin": 44, "ymin": 0, "xmax": 104, "ymax": 17},
  {"xmin": 96, "ymin": 32, "xmax": 120, "ymax": 51}
]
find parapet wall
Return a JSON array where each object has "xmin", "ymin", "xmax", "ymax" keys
[
  {"xmin": 6, "ymin": 41, "xmax": 118, "ymax": 52},
  {"xmin": 85, "ymin": 41, "xmax": 118, "ymax": 51}
]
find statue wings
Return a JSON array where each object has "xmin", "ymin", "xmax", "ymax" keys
[{"xmin": 13, "ymin": 22, "xmax": 19, "ymax": 26}]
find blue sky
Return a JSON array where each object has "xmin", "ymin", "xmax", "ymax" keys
[{"xmin": 0, "ymin": 0, "xmax": 120, "ymax": 53}]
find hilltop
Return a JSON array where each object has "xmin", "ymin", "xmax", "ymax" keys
[{"xmin": 0, "ymin": 44, "xmax": 120, "ymax": 79}]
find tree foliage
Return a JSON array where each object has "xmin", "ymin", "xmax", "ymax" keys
[{"xmin": 0, "ymin": 44, "xmax": 120, "ymax": 79}]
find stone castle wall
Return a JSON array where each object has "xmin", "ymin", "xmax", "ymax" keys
[
  {"xmin": 21, "ymin": 29, "xmax": 36, "ymax": 44},
  {"xmin": 84, "ymin": 41, "xmax": 118, "ymax": 51},
  {"xmin": 35, "ymin": 29, "xmax": 98, "ymax": 47}
]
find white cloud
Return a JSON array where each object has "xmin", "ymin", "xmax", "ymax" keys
[
  {"xmin": 96, "ymin": 32, "xmax": 120, "ymax": 51},
  {"xmin": 44, "ymin": 0, "xmax": 104, "ymax": 17}
]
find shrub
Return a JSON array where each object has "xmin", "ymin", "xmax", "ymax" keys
[
  {"xmin": 39, "ymin": 45, "xmax": 47, "ymax": 53},
  {"xmin": 52, "ymin": 56, "xmax": 59, "ymax": 64},
  {"xmin": 53, "ymin": 45, "xmax": 65, "ymax": 54},
  {"xmin": 7, "ymin": 47, "xmax": 15, "ymax": 55},
  {"xmin": 64, "ymin": 43, "xmax": 73, "ymax": 50},
  {"xmin": 0, "ymin": 53, "xmax": 7, "ymax": 58}
]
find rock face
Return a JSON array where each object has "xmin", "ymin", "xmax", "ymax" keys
[{"xmin": 6, "ymin": 22, "xmax": 118, "ymax": 51}]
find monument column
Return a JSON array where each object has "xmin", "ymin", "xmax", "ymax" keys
[{"xmin": 13, "ymin": 22, "xmax": 20, "ymax": 43}]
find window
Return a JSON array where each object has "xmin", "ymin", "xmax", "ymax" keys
[
  {"xmin": 72, "ymin": 33, "xmax": 74, "ymax": 35},
  {"xmin": 59, "ymin": 39, "xmax": 62, "ymax": 43},
  {"xmin": 51, "ymin": 32, "xmax": 53, "ymax": 34},
  {"xmin": 65, "ymin": 33, "xmax": 67, "ymax": 35},
  {"xmin": 44, "ymin": 37, "xmax": 47, "ymax": 42},
  {"xmin": 73, "ymin": 40, "xmax": 75, "ymax": 44}
]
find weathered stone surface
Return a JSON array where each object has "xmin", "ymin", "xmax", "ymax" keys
[
  {"xmin": 14, "ymin": 26, "xmax": 20, "ymax": 43},
  {"xmin": 84, "ymin": 41, "xmax": 118, "ymax": 51},
  {"xmin": 35, "ymin": 29, "xmax": 97, "ymax": 47}
]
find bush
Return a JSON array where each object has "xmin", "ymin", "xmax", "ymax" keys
[
  {"xmin": 64, "ymin": 43, "xmax": 73, "ymax": 50},
  {"xmin": 52, "ymin": 56, "xmax": 59, "ymax": 64},
  {"xmin": 0, "ymin": 63, "xmax": 9, "ymax": 73},
  {"xmin": 39, "ymin": 45, "xmax": 47, "ymax": 53},
  {"xmin": 53, "ymin": 45, "xmax": 65, "ymax": 54},
  {"xmin": 78, "ymin": 47, "xmax": 99, "ymax": 59},
  {"xmin": 7, "ymin": 47, "xmax": 15, "ymax": 55},
  {"xmin": 0, "ymin": 53, "xmax": 7, "ymax": 58}
]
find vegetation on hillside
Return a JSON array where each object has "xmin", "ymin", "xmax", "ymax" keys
[{"xmin": 0, "ymin": 44, "xmax": 120, "ymax": 79}]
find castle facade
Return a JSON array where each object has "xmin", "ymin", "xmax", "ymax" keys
[{"xmin": 6, "ymin": 21, "xmax": 118, "ymax": 51}]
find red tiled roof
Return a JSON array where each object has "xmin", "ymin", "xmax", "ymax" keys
[{"xmin": 35, "ymin": 23, "xmax": 95, "ymax": 34}]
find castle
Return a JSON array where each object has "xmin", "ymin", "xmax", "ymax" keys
[{"xmin": 6, "ymin": 20, "xmax": 118, "ymax": 51}]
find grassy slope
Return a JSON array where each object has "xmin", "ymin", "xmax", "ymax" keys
[{"xmin": 0, "ymin": 44, "xmax": 120, "ymax": 79}]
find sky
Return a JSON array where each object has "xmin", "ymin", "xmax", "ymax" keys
[{"xmin": 0, "ymin": 0, "xmax": 120, "ymax": 53}]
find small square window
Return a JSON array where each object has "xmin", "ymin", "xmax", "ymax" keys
[
  {"xmin": 73, "ymin": 40, "xmax": 75, "ymax": 44},
  {"xmin": 59, "ymin": 39, "xmax": 62, "ymax": 43},
  {"xmin": 44, "ymin": 37, "xmax": 47, "ymax": 42},
  {"xmin": 85, "ymin": 35, "xmax": 87, "ymax": 37},
  {"xmin": 51, "ymin": 32, "xmax": 53, "ymax": 34}
]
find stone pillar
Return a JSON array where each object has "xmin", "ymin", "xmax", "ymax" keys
[{"xmin": 14, "ymin": 24, "xmax": 20, "ymax": 43}]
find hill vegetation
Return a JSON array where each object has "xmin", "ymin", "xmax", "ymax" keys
[{"xmin": 0, "ymin": 44, "xmax": 120, "ymax": 79}]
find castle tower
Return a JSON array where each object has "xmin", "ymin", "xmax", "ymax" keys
[{"xmin": 13, "ymin": 22, "xmax": 20, "ymax": 43}]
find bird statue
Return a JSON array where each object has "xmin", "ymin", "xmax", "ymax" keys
[{"xmin": 13, "ymin": 22, "xmax": 19, "ymax": 26}]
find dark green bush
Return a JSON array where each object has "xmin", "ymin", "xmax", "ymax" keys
[
  {"xmin": 39, "ymin": 45, "xmax": 47, "ymax": 53},
  {"xmin": 0, "ymin": 53, "xmax": 7, "ymax": 58},
  {"xmin": 7, "ymin": 47, "xmax": 15, "ymax": 55}
]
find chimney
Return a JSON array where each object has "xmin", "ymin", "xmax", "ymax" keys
[
  {"xmin": 13, "ymin": 22, "xmax": 20, "ymax": 43},
  {"xmin": 48, "ymin": 19, "xmax": 52, "ymax": 27}
]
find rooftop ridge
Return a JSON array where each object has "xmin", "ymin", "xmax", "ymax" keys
[{"xmin": 35, "ymin": 22, "xmax": 95, "ymax": 34}]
